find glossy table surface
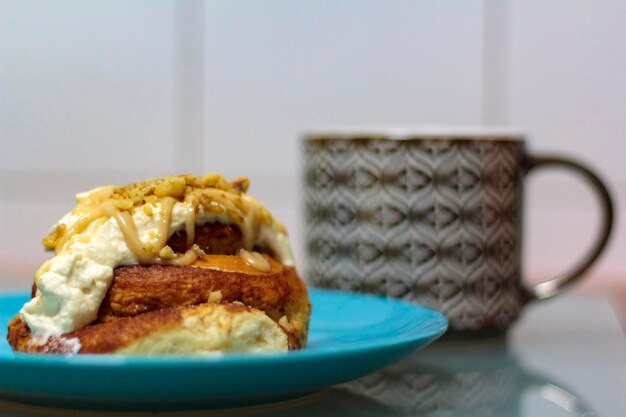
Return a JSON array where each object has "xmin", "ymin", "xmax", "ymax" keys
[{"xmin": 0, "ymin": 293, "xmax": 624, "ymax": 417}]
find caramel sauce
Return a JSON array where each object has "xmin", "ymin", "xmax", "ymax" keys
[
  {"xmin": 155, "ymin": 197, "xmax": 176, "ymax": 252},
  {"xmin": 193, "ymin": 254, "xmax": 277, "ymax": 274},
  {"xmin": 54, "ymin": 209, "xmax": 107, "ymax": 254},
  {"xmin": 101, "ymin": 198, "xmax": 198, "ymax": 266},
  {"xmin": 184, "ymin": 204, "xmax": 197, "ymax": 250},
  {"xmin": 101, "ymin": 201, "xmax": 153, "ymax": 264},
  {"xmin": 39, "ymin": 176, "xmax": 287, "ymax": 282},
  {"xmin": 239, "ymin": 249, "xmax": 271, "ymax": 272}
]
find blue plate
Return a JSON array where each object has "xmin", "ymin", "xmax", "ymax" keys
[{"xmin": 0, "ymin": 288, "xmax": 447, "ymax": 410}]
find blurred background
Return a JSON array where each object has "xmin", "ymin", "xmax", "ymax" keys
[{"xmin": 0, "ymin": 0, "xmax": 624, "ymax": 292}]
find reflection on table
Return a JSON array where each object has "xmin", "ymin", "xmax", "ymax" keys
[{"xmin": 338, "ymin": 339, "xmax": 596, "ymax": 417}]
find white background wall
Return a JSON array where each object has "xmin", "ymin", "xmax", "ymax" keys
[
  {"xmin": 506, "ymin": 1, "xmax": 625, "ymax": 292},
  {"xmin": 1, "ymin": 0, "xmax": 624, "ymax": 293}
]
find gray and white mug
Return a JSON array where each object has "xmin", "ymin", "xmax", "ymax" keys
[{"xmin": 302, "ymin": 130, "xmax": 613, "ymax": 337}]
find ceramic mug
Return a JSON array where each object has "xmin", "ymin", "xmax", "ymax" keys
[{"xmin": 302, "ymin": 129, "xmax": 613, "ymax": 336}]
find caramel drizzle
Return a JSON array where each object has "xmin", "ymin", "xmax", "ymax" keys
[
  {"xmin": 39, "ymin": 185, "xmax": 284, "ymax": 283},
  {"xmin": 241, "ymin": 196, "xmax": 261, "ymax": 250},
  {"xmin": 184, "ymin": 201, "xmax": 197, "ymax": 250},
  {"xmin": 239, "ymin": 249, "xmax": 271, "ymax": 272},
  {"xmin": 54, "ymin": 210, "xmax": 107, "ymax": 255},
  {"xmin": 37, "ymin": 198, "xmax": 198, "ymax": 282},
  {"xmin": 101, "ymin": 197, "xmax": 199, "ymax": 266}
]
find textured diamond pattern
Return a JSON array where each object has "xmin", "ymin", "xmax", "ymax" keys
[
  {"xmin": 341, "ymin": 362, "xmax": 523, "ymax": 416},
  {"xmin": 303, "ymin": 138, "xmax": 526, "ymax": 331}
]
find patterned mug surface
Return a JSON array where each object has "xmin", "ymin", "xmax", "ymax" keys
[{"xmin": 303, "ymin": 132, "xmax": 613, "ymax": 335}]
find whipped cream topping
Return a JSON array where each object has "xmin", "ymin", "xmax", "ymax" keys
[{"xmin": 20, "ymin": 175, "xmax": 294, "ymax": 338}]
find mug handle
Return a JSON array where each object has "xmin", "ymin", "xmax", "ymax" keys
[{"xmin": 524, "ymin": 154, "xmax": 614, "ymax": 300}]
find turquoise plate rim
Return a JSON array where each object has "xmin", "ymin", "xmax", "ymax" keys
[
  {"xmin": 0, "ymin": 288, "xmax": 448, "ymax": 410},
  {"xmin": 0, "ymin": 288, "xmax": 447, "ymax": 367}
]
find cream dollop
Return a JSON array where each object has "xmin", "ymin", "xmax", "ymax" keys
[{"xmin": 20, "ymin": 177, "xmax": 294, "ymax": 338}]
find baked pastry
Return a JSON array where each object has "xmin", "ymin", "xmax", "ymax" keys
[{"xmin": 7, "ymin": 174, "xmax": 310, "ymax": 354}]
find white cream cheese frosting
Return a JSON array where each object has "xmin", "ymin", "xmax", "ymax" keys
[{"xmin": 20, "ymin": 174, "xmax": 294, "ymax": 339}]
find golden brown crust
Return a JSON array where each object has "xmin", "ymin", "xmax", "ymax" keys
[
  {"xmin": 8, "ymin": 303, "xmax": 289, "ymax": 354},
  {"xmin": 10, "ymin": 255, "xmax": 310, "ymax": 354},
  {"xmin": 6, "ymin": 316, "xmax": 31, "ymax": 353},
  {"xmin": 7, "ymin": 309, "xmax": 183, "ymax": 354},
  {"xmin": 96, "ymin": 256, "xmax": 309, "ymax": 346}
]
